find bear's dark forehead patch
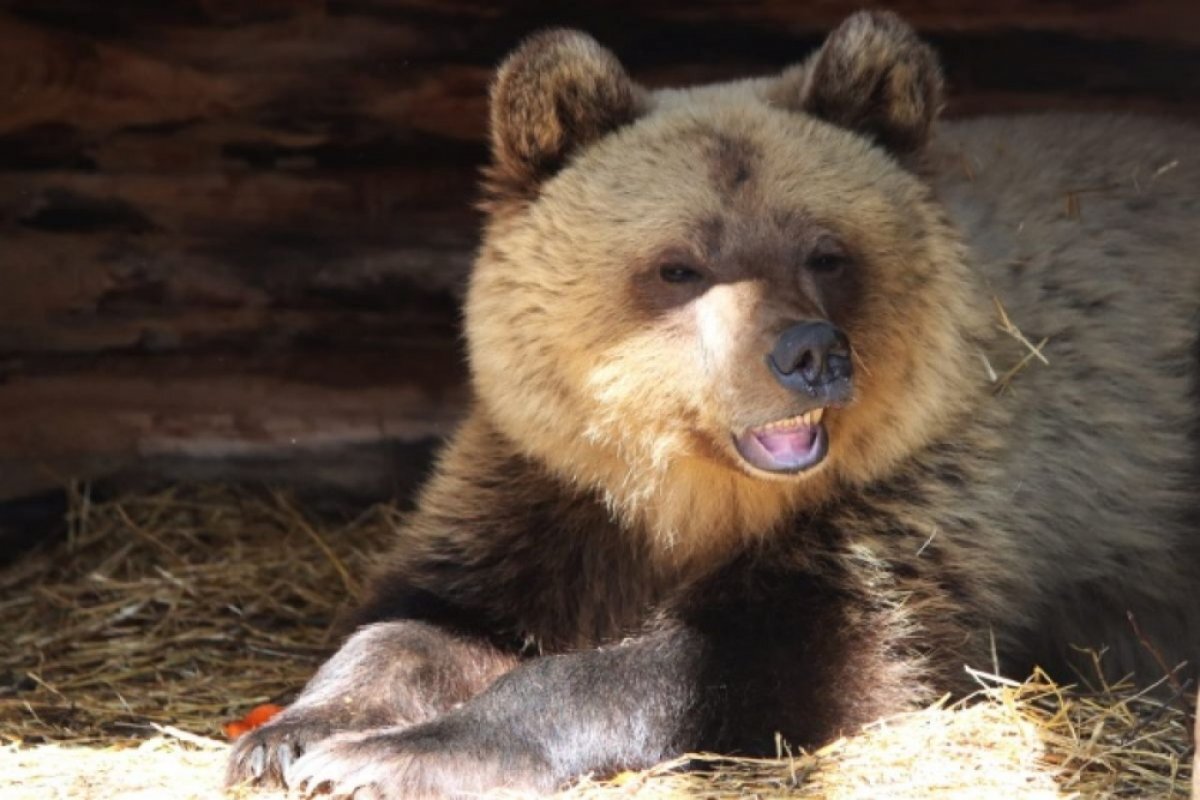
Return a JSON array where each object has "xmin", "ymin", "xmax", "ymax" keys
[{"xmin": 705, "ymin": 132, "xmax": 760, "ymax": 194}]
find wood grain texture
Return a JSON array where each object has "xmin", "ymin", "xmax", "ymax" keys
[{"xmin": 0, "ymin": 0, "xmax": 1197, "ymax": 503}]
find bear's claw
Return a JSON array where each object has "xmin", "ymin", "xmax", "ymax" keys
[{"xmin": 225, "ymin": 710, "xmax": 334, "ymax": 789}]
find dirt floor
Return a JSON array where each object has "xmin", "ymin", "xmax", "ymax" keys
[{"xmin": 1, "ymin": 486, "xmax": 1193, "ymax": 798}]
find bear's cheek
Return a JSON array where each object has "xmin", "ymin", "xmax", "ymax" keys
[
  {"xmin": 819, "ymin": 279, "xmax": 933, "ymax": 470},
  {"xmin": 582, "ymin": 323, "xmax": 711, "ymax": 420}
]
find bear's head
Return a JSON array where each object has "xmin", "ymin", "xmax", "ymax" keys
[{"xmin": 467, "ymin": 12, "xmax": 990, "ymax": 562}]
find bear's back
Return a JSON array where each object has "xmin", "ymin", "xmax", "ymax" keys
[{"xmin": 929, "ymin": 114, "xmax": 1200, "ymax": 675}]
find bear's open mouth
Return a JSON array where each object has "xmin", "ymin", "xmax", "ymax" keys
[{"xmin": 734, "ymin": 409, "xmax": 828, "ymax": 475}]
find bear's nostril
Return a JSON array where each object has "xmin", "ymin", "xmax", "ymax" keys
[
  {"xmin": 797, "ymin": 351, "xmax": 816, "ymax": 376},
  {"xmin": 828, "ymin": 353, "xmax": 852, "ymax": 380},
  {"xmin": 796, "ymin": 350, "xmax": 816, "ymax": 379}
]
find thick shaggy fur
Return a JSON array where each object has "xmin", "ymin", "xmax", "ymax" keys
[{"xmin": 228, "ymin": 11, "xmax": 1200, "ymax": 798}]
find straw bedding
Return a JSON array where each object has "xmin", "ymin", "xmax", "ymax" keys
[{"xmin": 0, "ymin": 485, "xmax": 1192, "ymax": 798}]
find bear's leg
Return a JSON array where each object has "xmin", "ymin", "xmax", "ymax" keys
[
  {"xmin": 283, "ymin": 624, "xmax": 708, "ymax": 797},
  {"xmin": 225, "ymin": 620, "xmax": 518, "ymax": 788},
  {"xmin": 282, "ymin": 562, "xmax": 954, "ymax": 798}
]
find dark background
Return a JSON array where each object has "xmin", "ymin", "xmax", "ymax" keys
[{"xmin": 1, "ymin": 0, "xmax": 1198, "ymax": 546}]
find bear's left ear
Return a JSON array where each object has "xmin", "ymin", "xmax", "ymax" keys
[
  {"xmin": 770, "ymin": 11, "xmax": 944, "ymax": 156},
  {"xmin": 486, "ymin": 29, "xmax": 646, "ymax": 201}
]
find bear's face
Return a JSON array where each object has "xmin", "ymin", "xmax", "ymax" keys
[{"xmin": 468, "ymin": 14, "xmax": 989, "ymax": 554}]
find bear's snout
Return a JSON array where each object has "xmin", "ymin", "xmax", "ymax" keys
[{"xmin": 767, "ymin": 321, "xmax": 853, "ymax": 402}]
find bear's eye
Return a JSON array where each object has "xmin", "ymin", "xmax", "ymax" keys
[
  {"xmin": 806, "ymin": 241, "xmax": 851, "ymax": 275},
  {"xmin": 658, "ymin": 263, "xmax": 706, "ymax": 284}
]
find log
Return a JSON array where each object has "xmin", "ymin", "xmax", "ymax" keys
[{"xmin": 0, "ymin": 345, "xmax": 468, "ymax": 501}]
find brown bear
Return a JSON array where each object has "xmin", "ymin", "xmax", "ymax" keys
[{"xmin": 227, "ymin": 11, "xmax": 1200, "ymax": 798}]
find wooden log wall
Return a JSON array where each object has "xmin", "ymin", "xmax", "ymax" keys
[{"xmin": 1, "ymin": 0, "xmax": 1198, "ymax": 516}]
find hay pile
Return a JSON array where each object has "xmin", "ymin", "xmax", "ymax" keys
[{"xmin": 1, "ymin": 486, "xmax": 1193, "ymax": 798}]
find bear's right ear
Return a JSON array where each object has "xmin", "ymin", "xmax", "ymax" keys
[{"xmin": 486, "ymin": 29, "xmax": 645, "ymax": 202}]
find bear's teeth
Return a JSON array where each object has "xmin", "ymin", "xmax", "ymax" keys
[{"xmin": 759, "ymin": 409, "xmax": 826, "ymax": 431}]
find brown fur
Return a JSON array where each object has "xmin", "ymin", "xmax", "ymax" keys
[{"xmin": 229, "ymin": 12, "xmax": 1200, "ymax": 798}]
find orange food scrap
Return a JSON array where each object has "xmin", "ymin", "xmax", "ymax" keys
[
  {"xmin": 223, "ymin": 720, "xmax": 250, "ymax": 739},
  {"xmin": 223, "ymin": 703, "xmax": 285, "ymax": 739}
]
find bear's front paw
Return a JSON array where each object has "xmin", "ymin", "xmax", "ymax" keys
[
  {"xmin": 287, "ymin": 719, "xmax": 554, "ymax": 799},
  {"xmin": 225, "ymin": 707, "xmax": 337, "ymax": 789}
]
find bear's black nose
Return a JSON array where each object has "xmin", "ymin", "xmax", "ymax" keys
[{"xmin": 768, "ymin": 321, "xmax": 853, "ymax": 396}]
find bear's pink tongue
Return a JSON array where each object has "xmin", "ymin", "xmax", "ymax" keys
[
  {"xmin": 756, "ymin": 427, "xmax": 818, "ymax": 460},
  {"xmin": 735, "ymin": 421, "xmax": 827, "ymax": 473}
]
